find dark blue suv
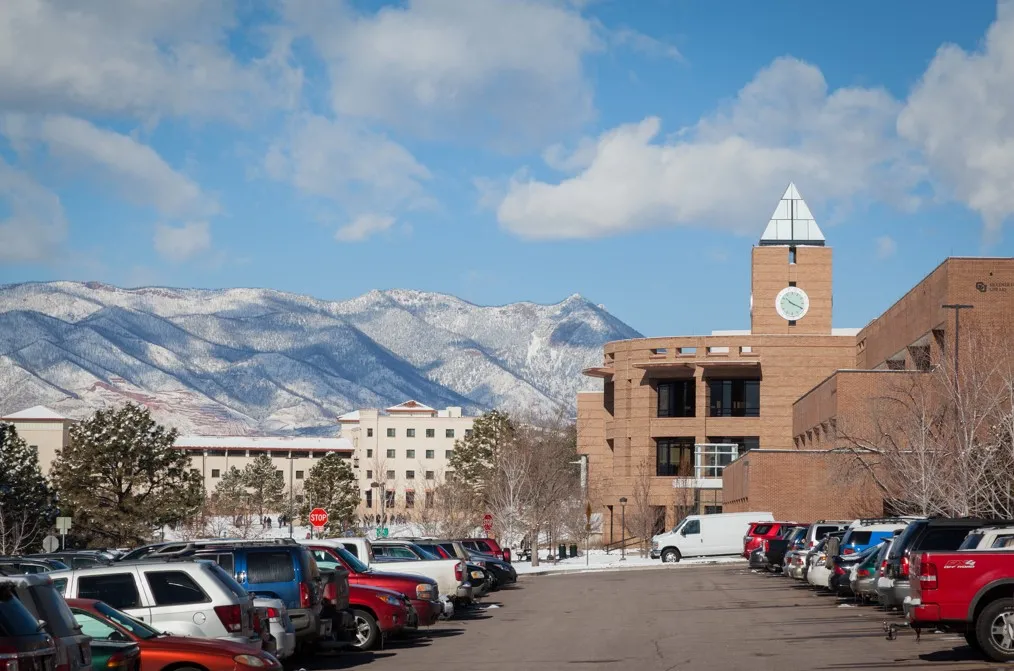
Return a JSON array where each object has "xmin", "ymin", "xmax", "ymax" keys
[{"xmin": 192, "ymin": 542, "xmax": 323, "ymax": 647}]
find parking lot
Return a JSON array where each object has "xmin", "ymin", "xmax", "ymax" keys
[{"xmin": 302, "ymin": 564, "xmax": 1000, "ymax": 671}]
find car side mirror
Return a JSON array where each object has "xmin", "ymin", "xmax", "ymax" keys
[{"xmin": 680, "ymin": 529, "xmax": 687, "ymax": 537}]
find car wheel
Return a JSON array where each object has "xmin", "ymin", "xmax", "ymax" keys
[
  {"xmin": 976, "ymin": 599, "xmax": 1014, "ymax": 662},
  {"xmin": 350, "ymin": 609, "xmax": 380, "ymax": 651},
  {"xmin": 661, "ymin": 548, "xmax": 681, "ymax": 563}
]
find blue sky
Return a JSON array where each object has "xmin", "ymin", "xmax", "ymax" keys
[{"xmin": 0, "ymin": 0, "xmax": 1011, "ymax": 337}]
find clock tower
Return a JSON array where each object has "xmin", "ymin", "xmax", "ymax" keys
[{"xmin": 750, "ymin": 183, "xmax": 833, "ymax": 335}]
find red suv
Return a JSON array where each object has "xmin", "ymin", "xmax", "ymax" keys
[
  {"xmin": 743, "ymin": 522, "xmax": 797, "ymax": 558},
  {"xmin": 460, "ymin": 539, "xmax": 510, "ymax": 563}
]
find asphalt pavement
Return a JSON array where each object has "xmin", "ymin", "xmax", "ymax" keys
[{"xmin": 293, "ymin": 564, "xmax": 999, "ymax": 670}]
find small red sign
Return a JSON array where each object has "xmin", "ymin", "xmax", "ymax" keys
[
  {"xmin": 309, "ymin": 508, "xmax": 329, "ymax": 528},
  {"xmin": 482, "ymin": 513, "xmax": 493, "ymax": 532}
]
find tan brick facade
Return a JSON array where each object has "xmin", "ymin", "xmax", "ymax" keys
[{"xmin": 579, "ymin": 228, "xmax": 1014, "ymax": 539}]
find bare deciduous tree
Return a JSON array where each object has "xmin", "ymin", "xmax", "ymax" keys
[
  {"xmin": 838, "ymin": 329, "xmax": 1014, "ymax": 517},
  {"xmin": 625, "ymin": 457, "xmax": 657, "ymax": 558}
]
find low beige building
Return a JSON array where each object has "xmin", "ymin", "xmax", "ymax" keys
[
  {"xmin": 339, "ymin": 400, "xmax": 475, "ymax": 516},
  {"xmin": 174, "ymin": 435, "xmax": 355, "ymax": 503},
  {"xmin": 1, "ymin": 405, "xmax": 74, "ymax": 475}
]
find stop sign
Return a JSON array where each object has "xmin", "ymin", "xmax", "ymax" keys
[
  {"xmin": 309, "ymin": 508, "xmax": 328, "ymax": 528},
  {"xmin": 482, "ymin": 513, "xmax": 493, "ymax": 532}
]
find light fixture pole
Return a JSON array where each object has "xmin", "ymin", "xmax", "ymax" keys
[
  {"xmin": 288, "ymin": 452, "xmax": 295, "ymax": 538},
  {"xmin": 942, "ymin": 303, "xmax": 974, "ymax": 380},
  {"xmin": 619, "ymin": 497, "xmax": 628, "ymax": 561}
]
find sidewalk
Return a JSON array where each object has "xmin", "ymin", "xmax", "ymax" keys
[{"xmin": 513, "ymin": 549, "xmax": 746, "ymax": 576}]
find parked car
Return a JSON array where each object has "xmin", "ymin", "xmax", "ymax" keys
[
  {"xmin": 764, "ymin": 525, "xmax": 807, "ymax": 572},
  {"xmin": 0, "ymin": 581, "xmax": 57, "ymax": 671},
  {"xmin": 345, "ymin": 584, "xmax": 414, "ymax": 651},
  {"xmin": 884, "ymin": 517, "xmax": 1000, "ymax": 610},
  {"xmin": 252, "ymin": 596, "xmax": 295, "ymax": 660},
  {"xmin": 0, "ymin": 558, "xmax": 70, "ymax": 574},
  {"xmin": 4, "ymin": 572, "xmax": 92, "ymax": 671},
  {"xmin": 740, "ymin": 517, "xmax": 785, "ymax": 558},
  {"xmin": 839, "ymin": 518, "xmax": 914, "ymax": 556},
  {"xmin": 300, "ymin": 538, "xmax": 470, "ymax": 609},
  {"xmin": 49, "ymin": 560, "xmax": 261, "ymax": 647},
  {"xmin": 908, "ymin": 548, "xmax": 1014, "ymax": 661},
  {"xmin": 458, "ymin": 539, "xmax": 511, "ymax": 563},
  {"xmin": 186, "ymin": 540, "xmax": 326, "ymax": 651},
  {"xmin": 66, "ymin": 598, "xmax": 282, "ymax": 671},
  {"xmin": 303, "ymin": 543, "xmax": 444, "ymax": 626},
  {"xmin": 653, "ymin": 512, "xmax": 775, "ymax": 563}
]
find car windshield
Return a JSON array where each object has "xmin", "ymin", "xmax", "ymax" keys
[
  {"xmin": 417, "ymin": 547, "xmax": 441, "ymax": 560},
  {"xmin": 93, "ymin": 602, "xmax": 159, "ymax": 640},
  {"xmin": 887, "ymin": 521, "xmax": 925, "ymax": 559},
  {"xmin": 332, "ymin": 546, "xmax": 370, "ymax": 573}
]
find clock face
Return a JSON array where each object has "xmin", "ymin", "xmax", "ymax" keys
[{"xmin": 775, "ymin": 286, "xmax": 809, "ymax": 321}]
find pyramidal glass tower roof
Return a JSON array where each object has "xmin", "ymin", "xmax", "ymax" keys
[{"xmin": 759, "ymin": 183, "xmax": 826, "ymax": 246}]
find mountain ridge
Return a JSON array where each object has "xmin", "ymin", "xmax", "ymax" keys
[{"xmin": 0, "ymin": 281, "xmax": 642, "ymax": 435}]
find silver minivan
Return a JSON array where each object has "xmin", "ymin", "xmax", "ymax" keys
[{"xmin": 5, "ymin": 573, "xmax": 92, "ymax": 671}]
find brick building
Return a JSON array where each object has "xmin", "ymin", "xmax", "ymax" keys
[{"xmin": 577, "ymin": 183, "xmax": 1014, "ymax": 542}]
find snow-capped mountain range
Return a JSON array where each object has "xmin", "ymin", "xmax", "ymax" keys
[{"xmin": 0, "ymin": 282, "xmax": 642, "ymax": 435}]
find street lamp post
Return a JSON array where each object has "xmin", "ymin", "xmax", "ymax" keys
[
  {"xmin": 942, "ymin": 304, "xmax": 974, "ymax": 380},
  {"xmin": 619, "ymin": 497, "xmax": 628, "ymax": 561}
]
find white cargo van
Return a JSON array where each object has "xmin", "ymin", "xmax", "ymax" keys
[{"xmin": 651, "ymin": 511, "xmax": 774, "ymax": 562}]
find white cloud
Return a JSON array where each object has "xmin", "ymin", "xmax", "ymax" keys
[
  {"xmin": 0, "ymin": 0, "xmax": 297, "ymax": 121},
  {"xmin": 3, "ymin": 115, "xmax": 216, "ymax": 218},
  {"xmin": 497, "ymin": 57, "xmax": 915, "ymax": 239},
  {"xmin": 897, "ymin": 0, "xmax": 1014, "ymax": 242},
  {"xmin": 335, "ymin": 214, "xmax": 397, "ymax": 242},
  {"xmin": 875, "ymin": 235, "xmax": 897, "ymax": 260},
  {"xmin": 0, "ymin": 158, "xmax": 67, "ymax": 262},
  {"xmin": 610, "ymin": 27, "xmax": 682, "ymax": 61},
  {"xmin": 283, "ymin": 0, "xmax": 600, "ymax": 146},
  {"xmin": 265, "ymin": 114, "xmax": 432, "ymax": 214},
  {"xmin": 154, "ymin": 221, "xmax": 211, "ymax": 262}
]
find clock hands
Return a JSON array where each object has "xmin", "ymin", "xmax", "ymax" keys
[{"xmin": 785, "ymin": 299, "xmax": 802, "ymax": 310}]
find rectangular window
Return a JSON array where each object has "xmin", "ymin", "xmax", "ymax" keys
[
  {"xmin": 425, "ymin": 449, "xmax": 434, "ymax": 459},
  {"xmin": 386, "ymin": 449, "xmax": 396, "ymax": 458},
  {"xmin": 464, "ymin": 429, "xmax": 472, "ymax": 438},
  {"xmin": 706, "ymin": 436, "xmax": 759, "ymax": 454},
  {"xmin": 247, "ymin": 552, "xmax": 296, "ymax": 584},
  {"xmin": 406, "ymin": 492, "xmax": 415, "ymax": 509},
  {"xmin": 789, "ymin": 246, "xmax": 797, "ymax": 264},
  {"xmin": 248, "ymin": 450, "xmax": 266, "ymax": 457},
  {"xmin": 275, "ymin": 470, "xmax": 284, "ymax": 478},
  {"xmin": 704, "ymin": 505, "xmax": 723, "ymax": 515},
  {"xmin": 365, "ymin": 490, "xmax": 373, "ymax": 508},
  {"xmin": 78, "ymin": 574, "xmax": 141, "ymax": 610},
  {"xmin": 367, "ymin": 428, "xmax": 373, "ymax": 437},
  {"xmin": 697, "ymin": 443, "xmax": 740, "ymax": 478},
  {"xmin": 657, "ymin": 379, "xmax": 696, "ymax": 418},
  {"xmin": 366, "ymin": 470, "xmax": 373, "ymax": 479},
  {"xmin": 211, "ymin": 469, "xmax": 220, "ymax": 478},
  {"xmin": 386, "ymin": 470, "xmax": 395, "ymax": 480},
  {"xmin": 445, "ymin": 450, "xmax": 453, "ymax": 459},
  {"xmin": 406, "ymin": 428, "xmax": 416, "ymax": 438},
  {"xmin": 406, "ymin": 449, "xmax": 415, "ymax": 459},
  {"xmin": 446, "ymin": 429, "xmax": 455, "ymax": 438},
  {"xmin": 655, "ymin": 438, "xmax": 695, "ymax": 477},
  {"xmin": 425, "ymin": 470, "xmax": 435, "ymax": 480},
  {"xmin": 145, "ymin": 571, "xmax": 210, "ymax": 606},
  {"xmin": 425, "ymin": 491, "xmax": 435, "ymax": 508},
  {"xmin": 387, "ymin": 428, "xmax": 395, "ymax": 438},
  {"xmin": 295, "ymin": 470, "xmax": 304, "ymax": 480},
  {"xmin": 291, "ymin": 451, "xmax": 309, "ymax": 459},
  {"xmin": 426, "ymin": 429, "xmax": 435, "ymax": 438},
  {"xmin": 367, "ymin": 449, "xmax": 373, "ymax": 458},
  {"xmin": 207, "ymin": 450, "xmax": 227, "ymax": 457},
  {"xmin": 708, "ymin": 379, "xmax": 760, "ymax": 417},
  {"xmin": 385, "ymin": 491, "xmax": 395, "ymax": 508},
  {"xmin": 406, "ymin": 470, "xmax": 415, "ymax": 480}
]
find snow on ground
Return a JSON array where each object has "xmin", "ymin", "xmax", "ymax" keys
[{"xmin": 513, "ymin": 549, "xmax": 746, "ymax": 575}]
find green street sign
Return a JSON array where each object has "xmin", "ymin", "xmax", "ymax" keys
[{"xmin": 377, "ymin": 527, "xmax": 389, "ymax": 538}]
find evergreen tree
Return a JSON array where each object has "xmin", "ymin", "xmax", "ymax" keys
[
  {"xmin": 448, "ymin": 410, "xmax": 516, "ymax": 494},
  {"xmin": 52, "ymin": 403, "xmax": 203, "ymax": 547},
  {"xmin": 242, "ymin": 455, "xmax": 285, "ymax": 517},
  {"xmin": 0, "ymin": 423, "xmax": 58, "ymax": 554},
  {"xmin": 212, "ymin": 467, "xmax": 248, "ymax": 517},
  {"xmin": 300, "ymin": 453, "xmax": 360, "ymax": 534}
]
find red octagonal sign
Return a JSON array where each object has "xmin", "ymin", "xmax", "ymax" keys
[{"xmin": 309, "ymin": 508, "xmax": 328, "ymax": 528}]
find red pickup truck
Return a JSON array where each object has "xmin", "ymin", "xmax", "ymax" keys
[{"xmin": 909, "ymin": 550, "xmax": 1014, "ymax": 662}]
